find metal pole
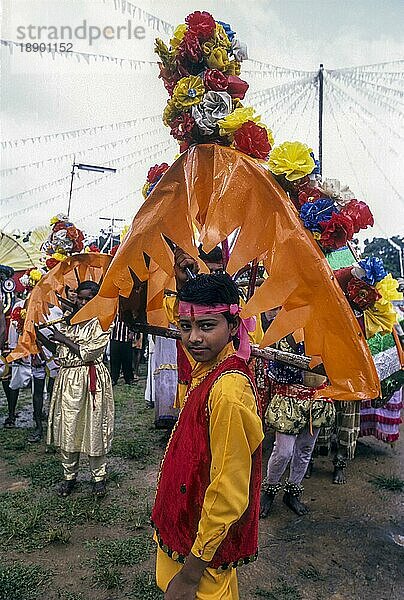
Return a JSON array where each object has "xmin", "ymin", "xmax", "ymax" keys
[
  {"xmin": 318, "ymin": 64, "xmax": 324, "ymax": 176},
  {"xmin": 67, "ymin": 161, "xmax": 76, "ymax": 218}
]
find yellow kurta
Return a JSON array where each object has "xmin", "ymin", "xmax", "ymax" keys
[
  {"xmin": 163, "ymin": 295, "xmax": 264, "ymax": 410},
  {"xmin": 47, "ymin": 317, "xmax": 114, "ymax": 456},
  {"xmin": 155, "ymin": 344, "xmax": 264, "ymax": 599}
]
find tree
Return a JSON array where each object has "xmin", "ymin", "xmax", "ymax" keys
[{"xmin": 362, "ymin": 236, "xmax": 404, "ymax": 278}]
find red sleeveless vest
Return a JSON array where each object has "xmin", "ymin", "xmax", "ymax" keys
[{"xmin": 151, "ymin": 354, "xmax": 262, "ymax": 571}]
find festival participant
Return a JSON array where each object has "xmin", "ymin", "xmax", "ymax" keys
[
  {"xmin": 260, "ymin": 336, "xmax": 335, "ymax": 517},
  {"xmin": 45, "ymin": 281, "xmax": 114, "ymax": 497},
  {"xmin": 151, "ymin": 270, "xmax": 263, "ymax": 599},
  {"xmin": 110, "ymin": 314, "xmax": 135, "ymax": 386}
]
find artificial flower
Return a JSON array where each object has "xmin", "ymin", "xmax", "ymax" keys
[
  {"xmin": 46, "ymin": 258, "xmax": 58, "ymax": 270},
  {"xmin": 375, "ymin": 273, "xmax": 403, "ymax": 304},
  {"xmin": 19, "ymin": 274, "xmax": 30, "ymax": 289},
  {"xmin": 217, "ymin": 20, "xmax": 236, "ymax": 42},
  {"xmin": 88, "ymin": 244, "xmax": 100, "ymax": 253},
  {"xmin": 347, "ymin": 277, "xmax": 381, "ymax": 310},
  {"xmin": 218, "ymin": 106, "xmax": 260, "ymax": 136},
  {"xmin": 169, "ymin": 24, "xmax": 187, "ymax": 50},
  {"xmin": 319, "ymin": 212, "xmax": 355, "ymax": 250},
  {"xmin": 177, "ymin": 31, "xmax": 203, "ymax": 65},
  {"xmin": 299, "ymin": 198, "xmax": 337, "ymax": 232},
  {"xmin": 154, "ymin": 38, "xmax": 172, "ymax": 67},
  {"xmin": 297, "ymin": 182, "xmax": 323, "ymax": 207},
  {"xmin": 192, "ymin": 91, "xmax": 233, "ymax": 135},
  {"xmin": 170, "ymin": 113, "xmax": 195, "ymax": 140},
  {"xmin": 50, "ymin": 215, "xmax": 60, "ymax": 225},
  {"xmin": 226, "ymin": 75, "xmax": 249, "ymax": 99},
  {"xmin": 358, "ymin": 257, "xmax": 387, "ymax": 285},
  {"xmin": 163, "ymin": 98, "xmax": 181, "ymax": 126},
  {"xmin": 172, "ymin": 76, "xmax": 205, "ymax": 109},
  {"xmin": 142, "ymin": 182, "xmax": 151, "ymax": 199},
  {"xmin": 260, "ymin": 124, "xmax": 275, "ymax": 148},
  {"xmin": 185, "ymin": 11, "xmax": 216, "ymax": 41},
  {"xmin": 364, "ymin": 300, "xmax": 398, "ymax": 338},
  {"xmin": 205, "ymin": 45, "xmax": 230, "ymax": 71},
  {"xmin": 231, "ymin": 38, "xmax": 248, "ymax": 62},
  {"xmin": 52, "ymin": 252, "xmax": 68, "ymax": 262},
  {"xmin": 29, "ymin": 269, "xmax": 43, "ymax": 283},
  {"xmin": 268, "ymin": 141, "xmax": 315, "ymax": 182},
  {"xmin": 309, "ymin": 152, "xmax": 321, "ymax": 175},
  {"xmin": 147, "ymin": 163, "xmax": 170, "ymax": 183},
  {"xmin": 225, "ymin": 60, "xmax": 241, "ymax": 76},
  {"xmin": 203, "ymin": 69, "xmax": 228, "ymax": 92},
  {"xmin": 158, "ymin": 63, "xmax": 181, "ymax": 95},
  {"xmin": 214, "ymin": 23, "xmax": 232, "ymax": 49},
  {"xmin": 340, "ymin": 199, "xmax": 374, "ymax": 233},
  {"xmin": 233, "ymin": 121, "xmax": 271, "ymax": 160},
  {"xmin": 120, "ymin": 225, "xmax": 129, "ymax": 242}
]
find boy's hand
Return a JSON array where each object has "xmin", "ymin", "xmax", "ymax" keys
[
  {"xmin": 164, "ymin": 553, "xmax": 207, "ymax": 599},
  {"xmin": 174, "ymin": 247, "xmax": 199, "ymax": 290},
  {"xmin": 48, "ymin": 326, "xmax": 66, "ymax": 344}
]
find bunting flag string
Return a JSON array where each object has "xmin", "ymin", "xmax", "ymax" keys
[
  {"xmin": 331, "ymin": 70, "xmax": 404, "ymax": 104},
  {"xmin": 1, "ymin": 39, "xmax": 160, "ymax": 71},
  {"xmin": 253, "ymin": 78, "xmax": 314, "ymax": 117},
  {"xmin": 327, "ymin": 76, "xmax": 402, "ymax": 153},
  {"xmin": 104, "ymin": 0, "xmax": 174, "ymax": 34},
  {"xmin": 246, "ymin": 58, "xmax": 315, "ymax": 78},
  {"xmin": 1, "ymin": 141, "xmax": 175, "ymax": 221},
  {"xmin": 248, "ymin": 74, "xmax": 316, "ymax": 104},
  {"xmin": 329, "ymin": 84, "xmax": 403, "ymax": 201},
  {"xmin": 331, "ymin": 59, "xmax": 404, "ymax": 74},
  {"xmin": 0, "ymin": 125, "xmax": 166, "ymax": 176},
  {"xmin": 1, "ymin": 114, "xmax": 161, "ymax": 149},
  {"xmin": 290, "ymin": 83, "xmax": 316, "ymax": 139},
  {"xmin": 326, "ymin": 73, "xmax": 404, "ymax": 142},
  {"xmin": 327, "ymin": 73, "xmax": 402, "ymax": 131},
  {"xmin": 76, "ymin": 187, "xmax": 142, "ymax": 222},
  {"xmin": 1, "ymin": 174, "xmax": 71, "ymax": 204},
  {"xmin": 324, "ymin": 92, "xmax": 368, "ymax": 201},
  {"xmin": 329, "ymin": 71, "xmax": 403, "ymax": 113},
  {"xmin": 264, "ymin": 83, "xmax": 316, "ymax": 137}
]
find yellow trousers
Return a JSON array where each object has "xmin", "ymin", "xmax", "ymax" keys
[{"xmin": 156, "ymin": 546, "xmax": 239, "ymax": 599}]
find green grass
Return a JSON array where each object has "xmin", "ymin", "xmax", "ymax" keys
[
  {"xmin": 88, "ymin": 534, "xmax": 153, "ymax": 589},
  {"xmin": 369, "ymin": 474, "xmax": 404, "ymax": 492},
  {"xmin": 111, "ymin": 436, "xmax": 153, "ymax": 461},
  {"xmin": 128, "ymin": 571, "xmax": 163, "ymax": 599},
  {"xmin": 56, "ymin": 593, "xmax": 88, "ymax": 600},
  {"xmin": 0, "ymin": 563, "xmax": 50, "ymax": 600},
  {"xmin": 298, "ymin": 564, "xmax": 325, "ymax": 581},
  {"xmin": 255, "ymin": 579, "xmax": 303, "ymax": 600},
  {"xmin": 12, "ymin": 455, "xmax": 63, "ymax": 487}
]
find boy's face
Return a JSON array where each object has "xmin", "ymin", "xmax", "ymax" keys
[
  {"xmin": 179, "ymin": 313, "xmax": 239, "ymax": 363},
  {"xmin": 76, "ymin": 289, "xmax": 96, "ymax": 310}
]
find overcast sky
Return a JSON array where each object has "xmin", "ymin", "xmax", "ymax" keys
[{"xmin": 1, "ymin": 0, "xmax": 403, "ymax": 240}]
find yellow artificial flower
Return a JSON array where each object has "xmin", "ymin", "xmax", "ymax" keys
[
  {"xmin": 375, "ymin": 273, "xmax": 403, "ymax": 304},
  {"xmin": 50, "ymin": 216, "xmax": 59, "ymax": 225},
  {"xmin": 313, "ymin": 231, "xmax": 321, "ymax": 240},
  {"xmin": 20, "ymin": 309, "xmax": 27, "ymax": 320},
  {"xmin": 205, "ymin": 46, "xmax": 230, "ymax": 71},
  {"xmin": 52, "ymin": 252, "xmax": 67, "ymax": 262},
  {"xmin": 218, "ymin": 106, "xmax": 261, "ymax": 136},
  {"xmin": 29, "ymin": 269, "xmax": 42, "ymax": 283},
  {"xmin": 364, "ymin": 300, "xmax": 398, "ymax": 338},
  {"xmin": 163, "ymin": 98, "xmax": 181, "ymax": 126},
  {"xmin": 268, "ymin": 141, "xmax": 315, "ymax": 182},
  {"xmin": 214, "ymin": 23, "xmax": 232, "ymax": 49},
  {"xmin": 170, "ymin": 24, "xmax": 187, "ymax": 50},
  {"xmin": 172, "ymin": 76, "xmax": 205, "ymax": 109},
  {"xmin": 120, "ymin": 225, "xmax": 129, "ymax": 242},
  {"xmin": 142, "ymin": 182, "xmax": 151, "ymax": 199},
  {"xmin": 225, "ymin": 60, "xmax": 241, "ymax": 76}
]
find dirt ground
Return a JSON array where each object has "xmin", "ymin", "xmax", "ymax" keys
[{"xmin": 0, "ymin": 371, "xmax": 403, "ymax": 600}]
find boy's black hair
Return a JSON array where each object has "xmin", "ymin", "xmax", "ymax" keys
[
  {"xmin": 178, "ymin": 273, "xmax": 239, "ymax": 325},
  {"xmin": 198, "ymin": 244, "xmax": 223, "ymax": 265},
  {"xmin": 76, "ymin": 280, "xmax": 100, "ymax": 296}
]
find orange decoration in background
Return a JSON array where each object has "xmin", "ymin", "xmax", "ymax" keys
[
  {"xmin": 8, "ymin": 253, "xmax": 111, "ymax": 362},
  {"xmin": 73, "ymin": 144, "xmax": 380, "ymax": 401}
]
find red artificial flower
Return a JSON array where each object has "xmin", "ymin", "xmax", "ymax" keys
[
  {"xmin": 347, "ymin": 276, "xmax": 381, "ymax": 310},
  {"xmin": 340, "ymin": 199, "xmax": 374, "ymax": 233},
  {"xmin": 89, "ymin": 244, "xmax": 100, "ymax": 253},
  {"xmin": 334, "ymin": 267, "xmax": 354, "ymax": 293},
  {"xmin": 319, "ymin": 212, "xmax": 355, "ymax": 250},
  {"xmin": 203, "ymin": 69, "xmax": 229, "ymax": 92},
  {"xmin": 158, "ymin": 63, "xmax": 181, "ymax": 95},
  {"xmin": 185, "ymin": 11, "xmax": 216, "ymax": 40},
  {"xmin": 66, "ymin": 225, "xmax": 79, "ymax": 240},
  {"xmin": 46, "ymin": 258, "xmax": 58, "ymax": 270},
  {"xmin": 110, "ymin": 244, "xmax": 119, "ymax": 257},
  {"xmin": 147, "ymin": 163, "xmax": 170, "ymax": 184},
  {"xmin": 297, "ymin": 182, "xmax": 322, "ymax": 207},
  {"xmin": 226, "ymin": 75, "xmax": 249, "ymax": 99},
  {"xmin": 177, "ymin": 31, "xmax": 203, "ymax": 65},
  {"xmin": 52, "ymin": 222, "xmax": 66, "ymax": 233},
  {"xmin": 170, "ymin": 113, "xmax": 195, "ymax": 141},
  {"xmin": 233, "ymin": 121, "xmax": 271, "ymax": 160}
]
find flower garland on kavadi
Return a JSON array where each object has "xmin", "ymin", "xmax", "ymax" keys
[{"xmin": 148, "ymin": 10, "xmax": 402, "ymax": 339}]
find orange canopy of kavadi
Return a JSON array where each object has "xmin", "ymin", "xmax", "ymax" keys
[
  {"xmin": 8, "ymin": 253, "xmax": 112, "ymax": 362},
  {"xmin": 72, "ymin": 144, "xmax": 380, "ymax": 401}
]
